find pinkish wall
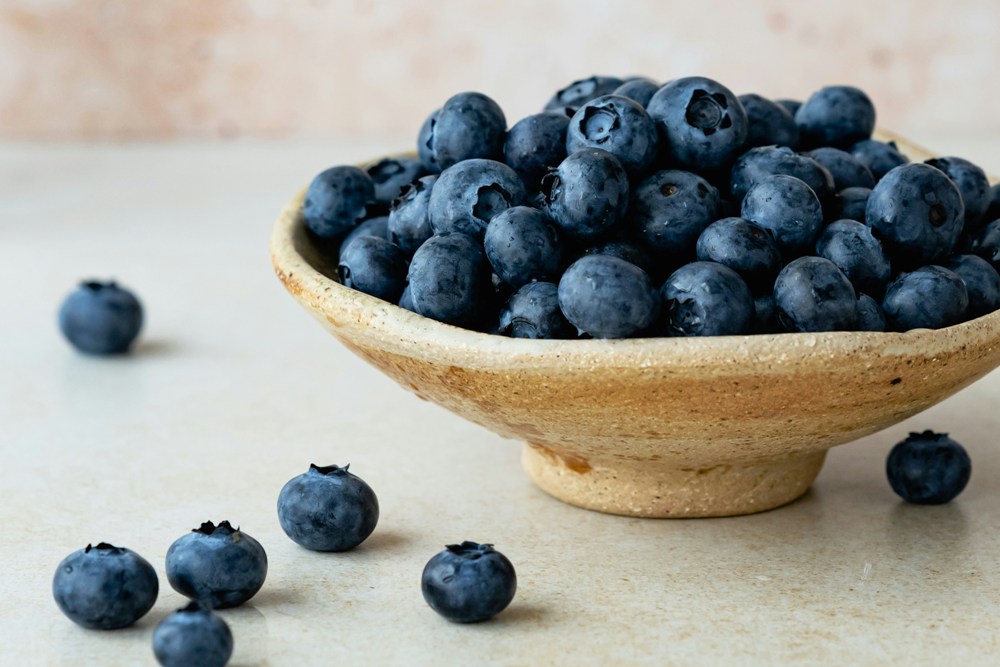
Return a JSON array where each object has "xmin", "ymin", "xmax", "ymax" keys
[{"xmin": 1, "ymin": 0, "xmax": 997, "ymax": 141}]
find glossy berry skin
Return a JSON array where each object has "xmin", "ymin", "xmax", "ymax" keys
[
  {"xmin": 503, "ymin": 112, "xmax": 569, "ymax": 189},
  {"xmin": 646, "ymin": 76, "xmax": 749, "ymax": 172},
  {"xmin": 967, "ymin": 220, "xmax": 1000, "ymax": 269},
  {"xmin": 830, "ymin": 187, "xmax": 871, "ymax": 223},
  {"xmin": 541, "ymin": 149, "xmax": 629, "ymax": 242},
  {"xmin": 544, "ymin": 76, "xmax": 623, "ymax": 113},
  {"xmin": 339, "ymin": 216, "xmax": 388, "ymax": 262},
  {"xmin": 773, "ymin": 257, "xmax": 858, "ymax": 332},
  {"xmin": 303, "ymin": 166, "xmax": 375, "ymax": 239},
  {"xmin": 628, "ymin": 169, "xmax": 720, "ymax": 263},
  {"xmin": 886, "ymin": 431, "xmax": 971, "ymax": 505},
  {"xmin": 612, "ymin": 78, "xmax": 660, "ymax": 108},
  {"xmin": 366, "ymin": 157, "xmax": 425, "ymax": 204},
  {"xmin": 277, "ymin": 464, "xmax": 380, "ymax": 552},
  {"xmin": 53, "ymin": 543, "xmax": 158, "ymax": 630},
  {"xmin": 557, "ymin": 255, "xmax": 659, "ymax": 338},
  {"xmin": 856, "ymin": 293, "xmax": 887, "ymax": 332},
  {"xmin": 738, "ymin": 93, "xmax": 799, "ymax": 148},
  {"xmin": 661, "ymin": 262, "xmax": 753, "ymax": 337},
  {"xmin": 925, "ymin": 156, "xmax": 991, "ymax": 226},
  {"xmin": 421, "ymin": 542, "xmax": 517, "ymax": 623},
  {"xmin": 806, "ymin": 147, "xmax": 875, "ymax": 190},
  {"xmin": 484, "ymin": 206, "xmax": 561, "ymax": 288},
  {"xmin": 153, "ymin": 602, "xmax": 233, "ymax": 667},
  {"xmin": 421, "ymin": 92, "xmax": 507, "ymax": 170},
  {"xmin": 566, "ymin": 95, "xmax": 658, "ymax": 174},
  {"xmin": 729, "ymin": 145, "xmax": 835, "ymax": 202},
  {"xmin": 865, "ymin": 164, "xmax": 965, "ymax": 267},
  {"xmin": 695, "ymin": 217, "xmax": 781, "ymax": 291},
  {"xmin": 337, "ymin": 236, "xmax": 408, "ymax": 303},
  {"xmin": 499, "ymin": 282, "xmax": 574, "ymax": 339},
  {"xmin": 741, "ymin": 175, "xmax": 824, "ymax": 256},
  {"xmin": 850, "ymin": 139, "xmax": 909, "ymax": 181},
  {"xmin": 387, "ymin": 175, "xmax": 437, "ymax": 255},
  {"xmin": 59, "ymin": 281, "xmax": 143, "ymax": 355},
  {"xmin": 944, "ymin": 255, "xmax": 1000, "ymax": 318},
  {"xmin": 794, "ymin": 85, "xmax": 876, "ymax": 148},
  {"xmin": 408, "ymin": 232, "xmax": 489, "ymax": 326},
  {"xmin": 815, "ymin": 219, "xmax": 892, "ymax": 297},
  {"xmin": 428, "ymin": 159, "xmax": 526, "ymax": 241},
  {"xmin": 882, "ymin": 266, "xmax": 969, "ymax": 331},
  {"xmin": 165, "ymin": 521, "xmax": 267, "ymax": 609}
]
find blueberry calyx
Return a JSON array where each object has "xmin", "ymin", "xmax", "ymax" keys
[
  {"xmin": 193, "ymin": 520, "xmax": 239, "ymax": 536},
  {"xmin": 907, "ymin": 429, "xmax": 949, "ymax": 442},
  {"xmin": 580, "ymin": 106, "xmax": 619, "ymax": 144},
  {"xmin": 539, "ymin": 171, "xmax": 560, "ymax": 205},
  {"xmin": 81, "ymin": 280, "xmax": 115, "ymax": 292},
  {"xmin": 685, "ymin": 89, "xmax": 732, "ymax": 135},
  {"xmin": 473, "ymin": 185, "xmax": 512, "ymax": 222},
  {"xmin": 445, "ymin": 541, "xmax": 496, "ymax": 559},
  {"xmin": 85, "ymin": 542, "xmax": 122, "ymax": 554},
  {"xmin": 177, "ymin": 600, "xmax": 212, "ymax": 614},
  {"xmin": 309, "ymin": 463, "xmax": 351, "ymax": 476}
]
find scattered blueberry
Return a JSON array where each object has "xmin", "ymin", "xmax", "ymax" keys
[
  {"xmin": 541, "ymin": 149, "xmax": 629, "ymax": 242},
  {"xmin": 277, "ymin": 464, "xmax": 380, "ymax": 552},
  {"xmin": 408, "ymin": 232, "xmax": 490, "ymax": 326},
  {"xmin": 484, "ymin": 206, "xmax": 562, "ymax": 288},
  {"xmin": 428, "ymin": 159, "xmax": 526, "ymax": 241},
  {"xmin": 421, "ymin": 92, "xmax": 507, "ymax": 170},
  {"xmin": 661, "ymin": 261, "xmax": 753, "ymax": 336},
  {"xmin": 886, "ymin": 430, "xmax": 971, "ymax": 504},
  {"xmin": 741, "ymin": 174, "xmax": 824, "ymax": 256},
  {"xmin": 695, "ymin": 217, "xmax": 781, "ymax": 291},
  {"xmin": 503, "ymin": 112, "xmax": 570, "ymax": 189},
  {"xmin": 339, "ymin": 216, "xmax": 389, "ymax": 262},
  {"xmin": 387, "ymin": 175, "xmax": 437, "ymax": 255},
  {"xmin": 303, "ymin": 166, "xmax": 374, "ymax": 239},
  {"xmin": 944, "ymin": 254, "xmax": 1000, "ymax": 318},
  {"xmin": 738, "ymin": 93, "xmax": 799, "ymax": 148},
  {"xmin": 337, "ymin": 236, "xmax": 408, "ymax": 303},
  {"xmin": 557, "ymin": 255, "xmax": 658, "ymax": 338},
  {"xmin": 773, "ymin": 256, "xmax": 858, "ymax": 332},
  {"xmin": 544, "ymin": 76, "xmax": 623, "ymax": 113},
  {"xmin": 855, "ymin": 293, "xmax": 887, "ymax": 331},
  {"xmin": 795, "ymin": 85, "xmax": 876, "ymax": 148},
  {"xmin": 829, "ymin": 186, "xmax": 871, "ymax": 223},
  {"xmin": 152, "ymin": 601, "xmax": 233, "ymax": 667},
  {"xmin": 628, "ymin": 169, "xmax": 720, "ymax": 264},
  {"xmin": 165, "ymin": 521, "xmax": 267, "ymax": 609},
  {"xmin": 566, "ymin": 95, "xmax": 658, "ymax": 174},
  {"xmin": 925, "ymin": 156, "xmax": 991, "ymax": 226},
  {"xmin": 59, "ymin": 281, "xmax": 143, "ymax": 355},
  {"xmin": 806, "ymin": 147, "xmax": 875, "ymax": 190},
  {"xmin": 729, "ymin": 145, "xmax": 835, "ymax": 202},
  {"xmin": 612, "ymin": 77, "xmax": 660, "ymax": 108},
  {"xmin": 882, "ymin": 266, "xmax": 969, "ymax": 331},
  {"xmin": 815, "ymin": 219, "xmax": 892, "ymax": 297},
  {"xmin": 421, "ymin": 541, "xmax": 517, "ymax": 623},
  {"xmin": 366, "ymin": 157, "xmax": 425, "ymax": 204},
  {"xmin": 52, "ymin": 543, "xmax": 158, "ymax": 630},
  {"xmin": 499, "ymin": 282, "xmax": 574, "ymax": 339},
  {"xmin": 850, "ymin": 139, "xmax": 909, "ymax": 181}
]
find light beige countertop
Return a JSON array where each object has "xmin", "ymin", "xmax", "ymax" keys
[{"xmin": 2, "ymin": 137, "xmax": 999, "ymax": 666}]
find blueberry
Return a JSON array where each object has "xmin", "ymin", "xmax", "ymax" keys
[
  {"xmin": 541, "ymin": 149, "xmax": 629, "ymax": 242},
  {"xmin": 882, "ymin": 266, "xmax": 968, "ymax": 331},
  {"xmin": 52, "ymin": 543, "xmax": 158, "ymax": 630},
  {"xmin": 695, "ymin": 217, "xmax": 781, "ymax": 291},
  {"xmin": 741, "ymin": 175, "xmax": 824, "ymax": 256},
  {"xmin": 944, "ymin": 254, "xmax": 1000, "ymax": 318},
  {"xmin": 428, "ymin": 159, "xmax": 526, "ymax": 241},
  {"xmin": 806, "ymin": 147, "xmax": 875, "ymax": 190},
  {"xmin": 421, "ymin": 92, "xmax": 507, "ymax": 170},
  {"xmin": 850, "ymin": 139, "xmax": 909, "ymax": 181},
  {"xmin": 984, "ymin": 184, "xmax": 1000, "ymax": 223},
  {"xmin": 165, "ymin": 521, "xmax": 267, "ymax": 609},
  {"xmin": 646, "ymin": 76, "xmax": 749, "ymax": 172},
  {"xmin": 303, "ymin": 166, "xmax": 375, "ymax": 239},
  {"xmin": 277, "ymin": 464, "xmax": 380, "ymax": 552},
  {"xmin": 337, "ymin": 236, "xmax": 408, "ymax": 303},
  {"xmin": 794, "ymin": 85, "xmax": 875, "ymax": 148},
  {"xmin": 387, "ymin": 175, "xmax": 437, "ymax": 255},
  {"xmin": 612, "ymin": 77, "xmax": 660, "ymax": 108},
  {"xmin": 815, "ymin": 219, "xmax": 891, "ymax": 297},
  {"xmin": 417, "ymin": 110, "xmax": 441, "ymax": 173},
  {"xmin": 773, "ymin": 256, "xmax": 858, "ymax": 332},
  {"xmin": 924, "ymin": 157, "xmax": 991, "ymax": 226},
  {"xmin": 967, "ymin": 220, "xmax": 1000, "ymax": 268},
  {"xmin": 544, "ymin": 76, "xmax": 623, "ymax": 113},
  {"xmin": 738, "ymin": 93, "xmax": 799, "ymax": 148},
  {"xmin": 557, "ymin": 255, "xmax": 658, "ymax": 338},
  {"xmin": 152, "ymin": 602, "xmax": 233, "ymax": 667},
  {"xmin": 752, "ymin": 292, "xmax": 781, "ymax": 333},
  {"xmin": 566, "ymin": 95, "xmax": 658, "ymax": 174},
  {"xmin": 830, "ymin": 187, "xmax": 871, "ymax": 223},
  {"xmin": 775, "ymin": 99, "xmax": 802, "ymax": 116},
  {"xmin": 729, "ymin": 145, "xmax": 835, "ymax": 202},
  {"xmin": 366, "ymin": 157, "xmax": 425, "ymax": 204},
  {"xmin": 886, "ymin": 430, "xmax": 971, "ymax": 505},
  {"xmin": 339, "ymin": 216, "xmax": 389, "ymax": 262},
  {"xmin": 628, "ymin": 169, "xmax": 720, "ymax": 263},
  {"xmin": 499, "ymin": 282, "xmax": 573, "ymax": 339},
  {"xmin": 421, "ymin": 541, "xmax": 517, "ymax": 623},
  {"xmin": 865, "ymin": 163, "xmax": 965, "ymax": 267},
  {"xmin": 661, "ymin": 261, "xmax": 753, "ymax": 336},
  {"xmin": 503, "ymin": 112, "xmax": 569, "ymax": 189},
  {"xmin": 397, "ymin": 285, "xmax": 417, "ymax": 313},
  {"xmin": 408, "ymin": 232, "xmax": 489, "ymax": 326},
  {"xmin": 856, "ymin": 293, "xmax": 887, "ymax": 331},
  {"xmin": 59, "ymin": 281, "xmax": 143, "ymax": 355},
  {"xmin": 582, "ymin": 240, "xmax": 654, "ymax": 275},
  {"xmin": 483, "ymin": 206, "xmax": 562, "ymax": 288}
]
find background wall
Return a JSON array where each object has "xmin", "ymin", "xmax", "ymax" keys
[{"xmin": 1, "ymin": 0, "xmax": 998, "ymax": 143}]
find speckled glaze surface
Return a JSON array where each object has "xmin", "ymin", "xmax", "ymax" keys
[{"xmin": 270, "ymin": 132, "xmax": 1000, "ymax": 518}]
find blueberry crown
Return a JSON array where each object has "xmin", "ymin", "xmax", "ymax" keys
[
  {"xmin": 445, "ymin": 541, "xmax": 496, "ymax": 558},
  {"xmin": 907, "ymin": 429, "xmax": 949, "ymax": 442},
  {"xmin": 310, "ymin": 463, "xmax": 350, "ymax": 476},
  {"xmin": 85, "ymin": 542, "xmax": 122, "ymax": 554},
  {"xmin": 177, "ymin": 600, "xmax": 212, "ymax": 614},
  {"xmin": 193, "ymin": 520, "xmax": 239, "ymax": 536},
  {"xmin": 81, "ymin": 280, "xmax": 116, "ymax": 291}
]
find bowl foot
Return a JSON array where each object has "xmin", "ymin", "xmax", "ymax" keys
[{"xmin": 522, "ymin": 444, "xmax": 827, "ymax": 518}]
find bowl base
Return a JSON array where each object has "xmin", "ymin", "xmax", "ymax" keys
[{"xmin": 522, "ymin": 444, "xmax": 827, "ymax": 518}]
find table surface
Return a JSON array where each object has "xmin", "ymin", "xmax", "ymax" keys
[{"xmin": 2, "ymin": 135, "xmax": 999, "ymax": 666}]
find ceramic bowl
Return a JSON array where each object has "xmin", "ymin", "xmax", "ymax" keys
[{"xmin": 270, "ymin": 132, "xmax": 1000, "ymax": 518}]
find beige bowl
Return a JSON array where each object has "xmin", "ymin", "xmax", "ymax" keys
[{"xmin": 270, "ymin": 132, "xmax": 1000, "ymax": 518}]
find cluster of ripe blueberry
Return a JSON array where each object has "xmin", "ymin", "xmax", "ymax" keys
[
  {"xmin": 52, "ymin": 464, "xmax": 516, "ymax": 667},
  {"xmin": 307, "ymin": 75, "xmax": 1000, "ymax": 338}
]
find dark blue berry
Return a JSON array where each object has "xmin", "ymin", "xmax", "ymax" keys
[
  {"xmin": 741, "ymin": 175, "xmax": 824, "ymax": 256},
  {"xmin": 886, "ymin": 431, "xmax": 971, "ymax": 505},
  {"xmin": 541, "ymin": 149, "xmax": 629, "ymax": 242},
  {"xmin": 738, "ymin": 93, "xmax": 799, "ymax": 148},
  {"xmin": 303, "ymin": 166, "xmax": 375, "ymax": 239},
  {"xmin": 794, "ymin": 85, "xmax": 876, "ymax": 148},
  {"xmin": 967, "ymin": 220, "xmax": 1000, "ymax": 269},
  {"xmin": 407, "ymin": 232, "xmax": 489, "ymax": 326},
  {"xmin": 53, "ymin": 543, "xmax": 158, "ymax": 630},
  {"xmin": 152, "ymin": 602, "xmax": 233, "ymax": 667},
  {"xmin": 566, "ymin": 95, "xmax": 658, "ymax": 174},
  {"xmin": 387, "ymin": 175, "xmax": 437, "ymax": 254},
  {"xmin": 924, "ymin": 156, "xmax": 991, "ymax": 226},
  {"xmin": 856, "ymin": 293, "xmax": 887, "ymax": 331},
  {"xmin": 661, "ymin": 261, "xmax": 753, "ymax": 336},
  {"xmin": 850, "ymin": 139, "xmax": 909, "ymax": 181},
  {"xmin": 421, "ymin": 542, "xmax": 517, "ymax": 623},
  {"xmin": 366, "ymin": 157, "xmax": 425, "ymax": 204},
  {"xmin": 628, "ymin": 169, "xmax": 720, "ymax": 263},
  {"xmin": 815, "ymin": 219, "xmax": 891, "ymax": 297},
  {"xmin": 59, "ymin": 281, "xmax": 143, "ymax": 355},
  {"xmin": 729, "ymin": 145, "xmax": 835, "ymax": 202},
  {"xmin": 418, "ymin": 110, "xmax": 441, "ymax": 173},
  {"xmin": 165, "ymin": 521, "xmax": 267, "ymax": 609},
  {"xmin": 752, "ymin": 292, "xmax": 780, "ymax": 333},
  {"xmin": 398, "ymin": 285, "xmax": 416, "ymax": 313},
  {"xmin": 830, "ymin": 187, "xmax": 871, "ymax": 223},
  {"xmin": 557, "ymin": 255, "xmax": 658, "ymax": 338},
  {"xmin": 544, "ymin": 76, "xmax": 623, "ymax": 113},
  {"xmin": 428, "ymin": 159, "xmax": 526, "ymax": 241},
  {"xmin": 339, "ymin": 216, "xmax": 389, "ymax": 262},
  {"xmin": 806, "ymin": 147, "xmax": 875, "ymax": 190},
  {"xmin": 582, "ymin": 240, "xmax": 654, "ymax": 275},
  {"xmin": 337, "ymin": 236, "xmax": 408, "ymax": 302},
  {"xmin": 499, "ymin": 282, "xmax": 573, "ymax": 339},
  {"xmin": 483, "ymin": 206, "xmax": 562, "ymax": 288},
  {"xmin": 774, "ymin": 256, "xmax": 857, "ymax": 332},
  {"xmin": 612, "ymin": 77, "xmax": 660, "ymax": 108},
  {"xmin": 775, "ymin": 99, "xmax": 802, "ymax": 116},
  {"xmin": 277, "ymin": 464, "xmax": 380, "ymax": 552},
  {"xmin": 882, "ymin": 266, "xmax": 968, "ymax": 331},
  {"xmin": 421, "ymin": 92, "xmax": 507, "ymax": 170},
  {"xmin": 503, "ymin": 112, "xmax": 569, "ymax": 189},
  {"xmin": 695, "ymin": 217, "xmax": 781, "ymax": 290},
  {"xmin": 944, "ymin": 254, "xmax": 1000, "ymax": 318},
  {"xmin": 984, "ymin": 184, "xmax": 1000, "ymax": 223}
]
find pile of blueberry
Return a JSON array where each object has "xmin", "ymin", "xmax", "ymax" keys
[{"xmin": 306, "ymin": 75, "xmax": 1000, "ymax": 338}]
